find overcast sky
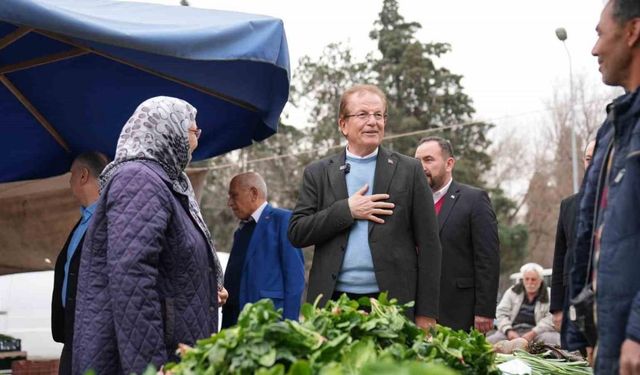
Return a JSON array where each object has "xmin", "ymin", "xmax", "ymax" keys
[{"xmin": 140, "ymin": 0, "xmax": 608, "ymax": 132}]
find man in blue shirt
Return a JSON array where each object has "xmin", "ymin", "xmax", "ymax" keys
[{"xmin": 51, "ymin": 151, "xmax": 109, "ymax": 375}]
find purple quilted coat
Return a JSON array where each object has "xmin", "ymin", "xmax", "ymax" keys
[{"xmin": 73, "ymin": 161, "xmax": 219, "ymax": 375}]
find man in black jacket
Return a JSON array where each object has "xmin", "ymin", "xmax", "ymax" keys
[
  {"xmin": 288, "ymin": 84, "xmax": 442, "ymax": 331},
  {"xmin": 51, "ymin": 151, "xmax": 108, "ymax": 375},
  {"xmin": 550, "ymin": 139, "xmax": 595, "ymax": 348},
  {"xmin": 414, "ymin": 136, "xmax": 500, "ymax": 333}
]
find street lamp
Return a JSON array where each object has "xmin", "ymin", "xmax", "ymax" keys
[{"xmin": 555, "ymin": 27, "xmax": 580, "ymax": 194}]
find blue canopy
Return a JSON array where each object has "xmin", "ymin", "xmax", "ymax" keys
[{"xmin": 0, "ymin": 0, "xmax": 290, "ymax": 182}]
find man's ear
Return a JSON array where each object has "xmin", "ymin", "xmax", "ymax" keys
[
  {"xmin": 446, "ymin": 157, "xmax": 456, "ymax": 172},
  {"xmin": 338, "ymin": 118, "xmax": 347, "ymax": 137},
  {"xmin": 627, "ymin": 18, "xmax": 640, "ymax": 48},
  {"xmin": 250, "ymin": 186, "xmax": 259, "ymax": 201},
  {"xmin": 80, "ymin": 167, "xmax": 90, "ymax": 184}
]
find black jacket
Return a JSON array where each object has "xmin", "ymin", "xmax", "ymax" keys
[
  {"xmin": 288, "ymin": 147, "xmax": 442, "ymax": 320},
  {"xmin": 436, "ymin": 181, "xmax": 500, "ymax": 331},
  {"xmin": 51, "ymin": 219, "xmax": 83, "ymax": 375},
  {"xmin": 550, "ymin": 194, "xmax": 578, "ymax": 313}
]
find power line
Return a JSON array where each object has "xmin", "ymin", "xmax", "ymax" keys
[
  {"xmin": 204, "ymin": 100, "xmax": 605, "ymax": 171},
  {"xmin": 207, "ymin": 120, "xmax": 475, "ymax": 171}
]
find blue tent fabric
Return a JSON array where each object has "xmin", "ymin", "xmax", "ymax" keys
[{"xmin": 0, "ymin": 0, "xmax": 290, "ymax": 182}]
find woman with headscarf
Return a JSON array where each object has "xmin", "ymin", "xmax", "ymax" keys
[{"xmin": 72, "ymin": 96, "xmax": 228, "ymax": 375}]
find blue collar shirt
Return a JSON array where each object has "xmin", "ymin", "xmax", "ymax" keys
[{"xmin": 62, "ymin": 201, "xmax": 97, "ymax": 307}]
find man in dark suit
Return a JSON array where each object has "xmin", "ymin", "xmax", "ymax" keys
[
  {"xmin": 52, "ymin": 151, "xmax": 109, "ymax": 374},
  {"xmin": 223, "ymin": 172, "xmax": 305, "ymax": 328},
  {"xmin": 550, "ymin": 139, "xmax": 595, "ymax": 348},
  {"xmin": 288, "ymin": 84, "xmax": 442, "ymax": 330},
  {"xmin": 414, "ymin": 136, "xmax": 499, "ymax": 333}
]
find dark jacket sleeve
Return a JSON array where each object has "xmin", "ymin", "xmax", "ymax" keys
[
  {"xmin": 550, "ymin": 198, "xmax": 569, "ymax": 313},
  {"xmin": 288, "ymin": 164, "xmax": 354, "ymax": 248},
  {"xmin": 412, "ymin": 161, "xmax": 442, "ymax": 319},
  {"xmin": 471, "ymin": 190, "xmax": 500, "ymax": 319},
  {"xmin": 51, "ymin": 247, "xmax": 67, "ymax": 343},
  {"xmin": 279, "ymin": 210, "xmax": 306, "ymax": 321},
  {"xmin": 627, "ymin": 291, "xmax": 640, "ymax": 342},
  {"xmin": 105, "ymin": 167, "xmax": 171, "ymax": 373}
]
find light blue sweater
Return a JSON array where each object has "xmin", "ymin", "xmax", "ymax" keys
[{"xmin": 335, "ymin": 153, "xmax": 379, "ymax": 294}]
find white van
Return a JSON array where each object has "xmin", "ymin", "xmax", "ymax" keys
[
  {"xmin": 0, "ymin": 271, "xmax": 62, "ymax": 359},
  {"xmin": 0, "ymin": 252, "xmax": 230, "ymax": 359}
]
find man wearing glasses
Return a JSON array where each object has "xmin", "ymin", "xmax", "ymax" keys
[{"xmin": 288, "ymin": 84, "xmax": 442, "ymax": 330}]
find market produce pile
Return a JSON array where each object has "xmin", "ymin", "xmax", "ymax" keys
[
  {"xmin": 164, "ymin": 294, "xmax": 498, "ymax": 374},
  {"xmin": 157, "ymin": 294, "xmax": 595, "ymax": 374},
  {"xmin": 495, "ymin": 351, "xmax": 592, "ymax": 375}
]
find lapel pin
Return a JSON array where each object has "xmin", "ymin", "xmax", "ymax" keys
[
  {"xmin": 388, "ymin": 158, "xmax": 394, "ymax": 164},
  {"xmin": 450, "ymin": 195, "xmax": 455, "ymax": 199}
]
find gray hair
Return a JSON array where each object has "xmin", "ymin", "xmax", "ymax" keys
[
  {"xmin": 610, "ymin": 0, "xmax": 640, "ymax": 25},
  {"xmin": 520, "ymin": 262, "xmax": 544, "ymax": 280},
  {"xmin": 232, "ymin": 171, "xmax": 268, "ymax": 199}
]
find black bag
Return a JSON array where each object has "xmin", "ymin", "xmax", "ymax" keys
[{"xmin": 569, "ymin": 283, "xmax": 598, "ymax": 347}]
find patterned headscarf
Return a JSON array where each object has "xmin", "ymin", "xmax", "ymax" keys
[{"xmin": 101, "ymin": 96, "xmax": 224, "ymax": 290}]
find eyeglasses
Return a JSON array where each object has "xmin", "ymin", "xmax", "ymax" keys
[
  {"xmin": 344, "ymin": 112, "xmax": 387, "ymax": 122},
  {"xmin": 189, "ymin": 128, "xmax": 202, "ymax": 139}
]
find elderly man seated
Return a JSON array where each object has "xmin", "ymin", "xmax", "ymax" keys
[{"xmin": 488, "ymin": 263, "xmax": 560, "ymax": 346}]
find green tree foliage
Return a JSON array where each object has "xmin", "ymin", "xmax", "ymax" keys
[
  {"xmin": 292, "ymin": 0, "xmax": 492, "ymax": 187},
  {"xmin": 291, "ymin": 0, "xmax": 527, "ymax": 279},
  {"xmin": 370, "ymin": 0, "xmax": 493, "ymax": 186},
  {"xmin": 489, "ymin": 187, "xmax": 528, "ymax": 283},
  {"xmin": 292, "ymin": 43, "xmax": 372, "ymax": 153},
  {"xmin": 197, "ymin": 122, "xmax": 309, "ymax": 253},
  {"xmin": 201, "ymin": 0, "xmax": 527, "ymax": 282}
]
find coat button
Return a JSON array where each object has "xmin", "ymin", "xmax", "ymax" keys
[{"xmin": 209, "ymin": 306, "xmax": 216, "ymax": 312}]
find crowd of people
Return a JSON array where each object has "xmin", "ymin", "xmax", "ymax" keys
[{"xmin": 48, "ymin": 0, "xmax": 640, "ymax": 374}]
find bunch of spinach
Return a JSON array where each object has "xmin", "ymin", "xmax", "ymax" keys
[
  {"xmin": 164, "ymin": 293, "xmax": 498, "ymax": 375},
  {"xmin": 420, "ymin": 325, "xmax": 498, "ymax": 375}
]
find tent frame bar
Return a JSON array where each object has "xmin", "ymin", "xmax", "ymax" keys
[
  {"xmin": 0, "ymin": 27, "xmax": 31, "ymax": 50},
  {"xmin": 38, "ymin": 30, "xmax": 259, "ymax": 112},
  {"xmin": 0, "ymin": 75, "xmax": 71, "ymax": 152},
  {"xmin": 0, "ymin": 48, "xmax": 89, "ymax": 74}
]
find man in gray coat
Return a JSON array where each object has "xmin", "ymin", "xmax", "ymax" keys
[{"xmin": 288, "ymin": 84, "xmax": 442, "ymax": 330}]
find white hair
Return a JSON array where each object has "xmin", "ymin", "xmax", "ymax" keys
[
  {"xmin": 520, "ymin": 262, "xmax": 544, "ymax": 280},
  {"xmin": 233, "ymin": 171, "xmax": 268, "ymax": 199}
]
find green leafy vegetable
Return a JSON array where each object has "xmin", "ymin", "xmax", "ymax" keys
[{"xmin": 165, "ymin": 293, "xmax": 498, "ymax": 374}]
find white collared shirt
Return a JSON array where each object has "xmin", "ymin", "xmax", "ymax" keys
[
  {"xmin": 432, "ymin": 178, "xmax": 453, "ymax": 203},
  {"xmin": 250, "ymin": 201, "xmax": 268, "ymax": 223},
  {"xmin": 346, "ymin": 146, "xmax": 379, "ymax": 159}
]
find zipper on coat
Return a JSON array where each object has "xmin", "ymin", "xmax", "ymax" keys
[{"xmin": 586, "ymin": 106, "xmax": 616, "ymax": 284}]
